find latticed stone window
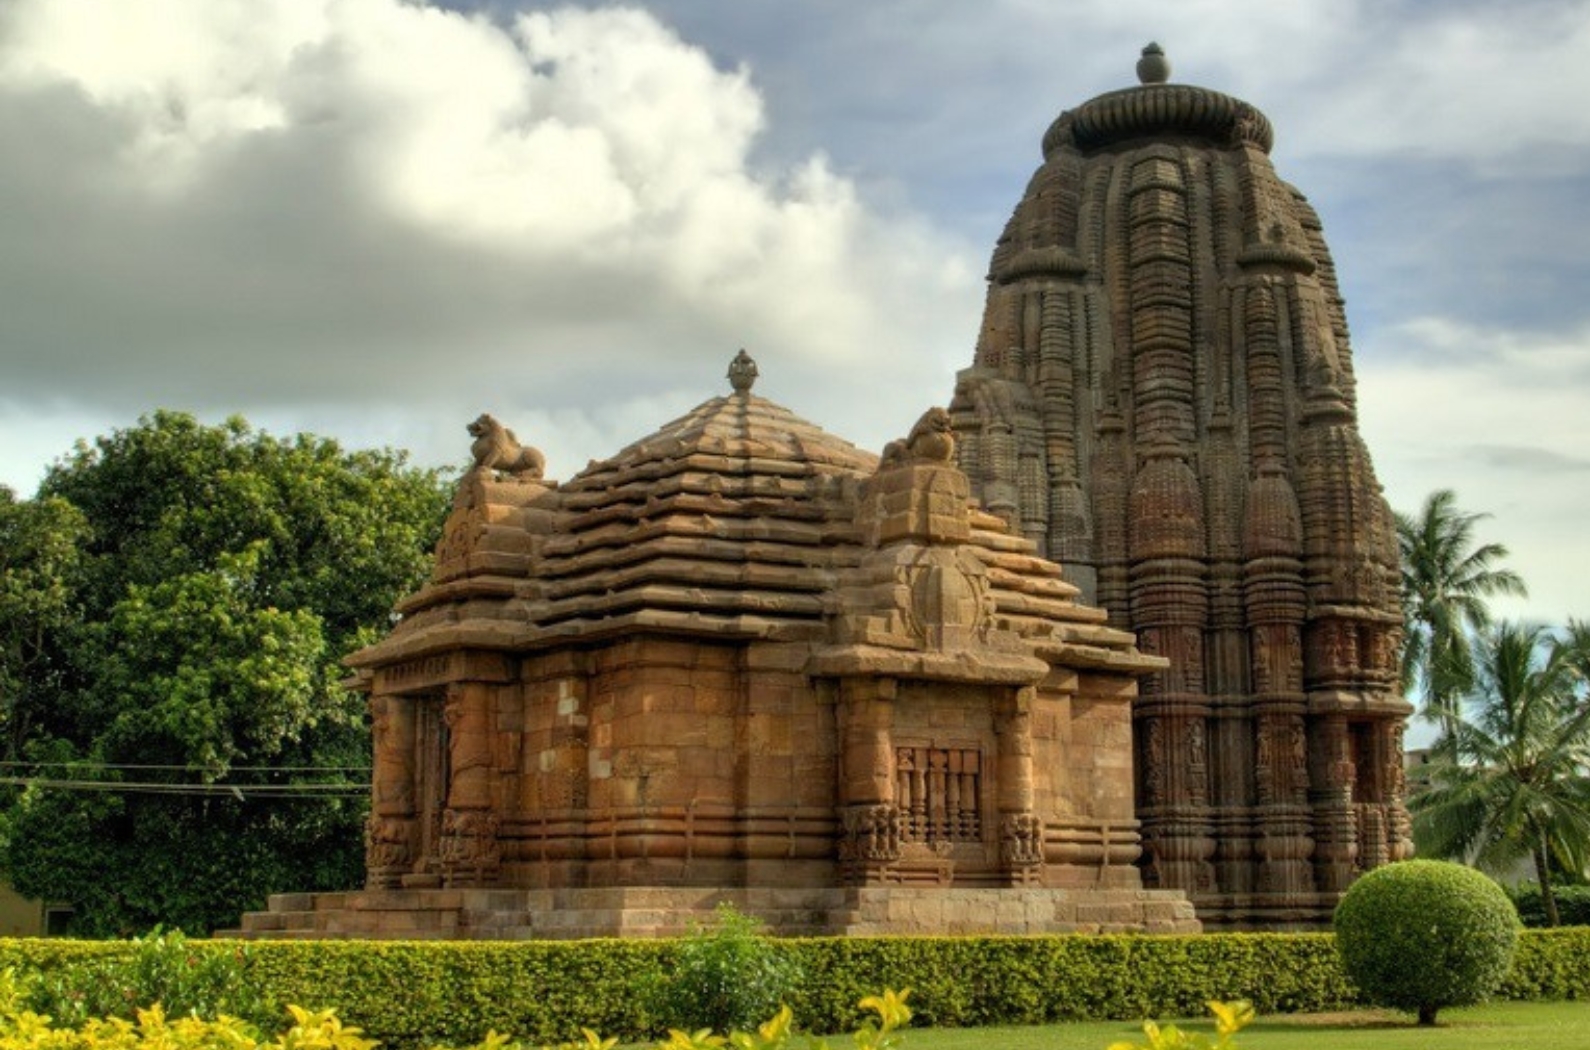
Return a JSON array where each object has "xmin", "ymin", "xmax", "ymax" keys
[{"xmin": 896, "ymin": 746, "xmax": 982, "ymax": 843}]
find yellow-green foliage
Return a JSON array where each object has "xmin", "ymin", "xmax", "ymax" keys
[
  {"xmin": 0, "ymin": 1003, "xmax": 376, "ymax": 1050},
  {"xmin": 1106, "ymin": 1001, "xmax": 1253, "ymax": 1050},
  {"xmin": 0, "ymin": 992, "xmax": 913, "ymax": 1050},
  {"xmin": 0, "ymin": 929, "xmax": 1585, "ymax": 1049}
]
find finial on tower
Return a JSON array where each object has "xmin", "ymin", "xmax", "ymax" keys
[
  {"xmin": 727, "ymin": 349, "xmax": 758, "ymax": 393},
  {"xmin": 1137, "ymin": 42, "xmax": 1170, "ymax": 85}
]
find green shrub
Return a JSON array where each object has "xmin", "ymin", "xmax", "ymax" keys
[
  {"xmin": 21, "ymin": 928, "xmax": 268, "ymax": 1029},
  {"xmin": 1510, "ymin": 884, "xmax": 1590, "ymax": 928},
  {"xmin": 1334, "ymin": 859, "xmax": 1520, "ymax": 1025},
  {"xmin": 645, "ymin": 904, "xmax": 802, "ymax": 1036},
  {"xmin": 242, "ymin": 939, "xmax": 667, "ymax": 1048}
]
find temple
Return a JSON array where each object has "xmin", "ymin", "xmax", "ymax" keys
[
  {"xmin": 236, "ymin": 46, "xmax": 1410, "ymax": 938},
  {"xmin": 948, "ymin": 44, "xmax": 1411, "ymax": 926},
  {"xmin": 237, "ymin": 356, "xmax": 1196, "ymax": 937}
]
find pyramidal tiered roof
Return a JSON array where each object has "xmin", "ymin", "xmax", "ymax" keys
[
  {"xmin": 350, "ymin": 353, "xmax": 1159, "ymax": 681},
  {"xmin": 517, "ymin": 371, "xmax": 878, "ymax": 643}
]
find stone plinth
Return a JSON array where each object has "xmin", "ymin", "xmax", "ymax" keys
[{"xmin": 229, "ymin": 884, "xmax": 1196, "ymax": 940}]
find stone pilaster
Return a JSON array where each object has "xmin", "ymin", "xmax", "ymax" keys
[
  {"xmin": 996, "ymin": 688, "xmax": 1042, "ymax": 879},
  {"xmin": 440, "ymin": 682, "xmax": 500, "ymax": 887},
  {"xmin": 837, "ymin": 678, "xmax": 901, "ymax": 881},
  {"xmin": 366, "ymin": 694, "xmax": 417, "ymax": 888}
]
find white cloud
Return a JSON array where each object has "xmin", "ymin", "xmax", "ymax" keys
[
  {"xmin": 1345, "ymin": 4, "xmax": 1590, "ymax": 164},
  {"xmin": 0, "ymin": 0, "xmax": 981, "ymax": 491},
  {"xmin": 6, "ymin": 0, "xmax": 1585, "ymax": 642},
  {"xmin": 1357, "ymin": 317, "xmax": 1590, "ymax": 625}
]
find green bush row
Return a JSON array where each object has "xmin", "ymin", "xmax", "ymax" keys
[
  {"xmin": 1498, "ymin": 928, "xmax": 1590, "ymax": 1000},
  {"xmin": 1511, "ymin": 885, "xmax": 1590, "ymax": 928},
  {"xmin": 0, "ymin": 929, "xmax": 1584, "ymax": 1048}
]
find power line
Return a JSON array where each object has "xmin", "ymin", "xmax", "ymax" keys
[
  {"xmin": 0, "ymin": 761, "xmax": 371, "ymax": 773},
  {"xmin": 0, "ymin": 777, "xmax": 368, "ymax": 799}
]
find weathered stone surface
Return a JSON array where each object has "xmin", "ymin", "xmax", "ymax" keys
[
  {"xmin": 235, "ymin": 48, "xmax": 1412, "ymax": 937},
  {"xmin": 949, "ymin": 48, "xmax": 1411, "ymax": 928},
  {"xmin": 236, "ymin": 359, "xmax": 1190, "ymax": 939}
]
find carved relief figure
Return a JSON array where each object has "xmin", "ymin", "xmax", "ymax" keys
[
  {"xmin": 1185, "ymin": 718, "xmax": 1209, "ymax": 807},
  {"xmin": 438, "ymin": 809, "xmax": 501, "ymax": 883},
  {"xmin": 365, "ymin": 813, "xmax": 413, "ymax": 880},
  {"xmin": 840, "ymin": 803, "xmax": 905, "ymax": 865},
  {"xmin": 1000, "ymin": 813, "xmax": 1044, "ymax": 867},
  {"xmin": 369, "ymin": 695, "xmax": 414, "ymax": 813}
]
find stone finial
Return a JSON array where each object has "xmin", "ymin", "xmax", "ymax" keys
[
  {"xmin": 1137, "ymin": 42, "xmax": 1170, "ymax": 84},
  {"xmin": 727, "ymin": 349, "xmax": 758, "ymax": 393}
]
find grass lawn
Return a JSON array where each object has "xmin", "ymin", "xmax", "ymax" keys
[{"xmin": 898, "ymin": 1001, "xmax": 1590, "ymax": 1050}]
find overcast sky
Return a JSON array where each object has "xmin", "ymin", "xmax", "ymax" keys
[{"xmin": 2, "ymin": 0, "xmax": 1587, "ymax": 628}]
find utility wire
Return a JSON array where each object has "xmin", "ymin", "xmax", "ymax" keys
[
  {"xmin": 0, "ymin": 761, "xmax": 371, "ymax": 773},
  {"xmin": 0, "ymin": 777, "xmax": 368, "ymax": 799}
]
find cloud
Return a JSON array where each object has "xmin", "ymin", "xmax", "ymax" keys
[
  {"xmin": 1357, "ymin": 316, "xmax": 1590, "ymax": 624},
  {"xmin": 1465, "ymin": 445, "xmax": 1590, "ymax": 474},
  {"xmin": 1295, "ymin": 1, "xmax": 1590, "ymax": 166},
  {"xmin": 1375, "ymin": 316, "xmax": 1590, "ymax": 380},
  {"xmin": 1043, "ymin": 0, "xmax": 1590, "ymax": 166},
  {"xmin": 0, "ymin": 0, "xmax": 981, "ymax": 488},
  {"xmin": 4, "ymin": 0, "xmax": 1587, "ymax": 640}
]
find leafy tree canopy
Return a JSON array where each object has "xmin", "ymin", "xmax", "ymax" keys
[
  {"xmin": 1396, "ymin": 488, "xmax": 1526, "ymax": 734},
  {"xmin": 0, "ymin": 411, "xmax": 452, "ymax": 935},
  {"xmin": 1411, "ymin": 621, "xmax": 1590, "ymax": 926}
]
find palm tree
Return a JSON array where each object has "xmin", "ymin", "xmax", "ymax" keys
[
  {"xmin": 1410, "ymin": 622, "xmax": 1590, "ymax": 926},
  {"xmin": 1397, "ymin": 489, "xmax": 1528, "ymax": 737}
]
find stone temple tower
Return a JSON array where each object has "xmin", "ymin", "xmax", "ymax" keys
[{"xmin": 949, "ymin": 45, "xmax": 1413, "ymax": 928}]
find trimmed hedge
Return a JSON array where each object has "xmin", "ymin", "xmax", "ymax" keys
[
  {"xmin": 247, "ymin": 940, "xmax": 667, "ymax": 1047},
  {"xmin": 778, "ymin": 933, "xmax": 1357, "ymax": 1030},
  {"xmin": 1500, "ymin": 927, "xmax": 1590, "ymax": 1000},
  {"xmin": 0, "ymin": 929, "xmax": 1584, "ymax": 1048}
]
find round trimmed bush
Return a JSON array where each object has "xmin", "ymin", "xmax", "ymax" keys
[{"xmin": 1334, "ymin": 859, "xmax": 1520, "ymax": 1025}]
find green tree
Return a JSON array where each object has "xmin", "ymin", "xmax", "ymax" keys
[
  {"xmin": 0, "ymin": 411, "xmax": 451, "ymax": 935},
  {"xmin": 0, "ymin": 490, "xmax": 88, "ymax": 761},
  {"xmin": 1397, "ymin": 489, "xmax": 1527, "ymax": 736},
  {"xmin": 1410, "ymin": 622, "xmax": 1590, "ymax": 926}
]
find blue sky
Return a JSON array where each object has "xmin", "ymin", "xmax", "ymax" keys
[{"xmin": 1, "ymin": 0, "xmax": 1586, "ymax": 626}]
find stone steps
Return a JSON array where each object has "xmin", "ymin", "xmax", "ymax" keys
[{"xmin": 227, "ymin": 884, "xmax": 1195, "ymax": 939}]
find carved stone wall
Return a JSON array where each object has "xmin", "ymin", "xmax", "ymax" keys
[
  {"xmin": 237, "ymin": 362, "xmax": 1198, "ymax": 938},
  {"xmin": 949, "ymin": 51, "xmax": 1411, "ymax": 926}
]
